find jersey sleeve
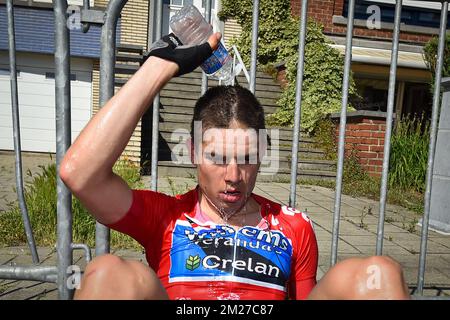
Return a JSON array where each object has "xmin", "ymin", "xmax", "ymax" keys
[
  {"xmin": 288, "ymin": 214, "xmax": 319, "ymax": 299},
  {"xmin": 106, "ymin": 189, "xmax": 173, "ymax": 248}
]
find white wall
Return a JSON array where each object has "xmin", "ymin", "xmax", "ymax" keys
[{"xmin": 0, "ymin": 52, "xmax": 93, "ymax": 153}]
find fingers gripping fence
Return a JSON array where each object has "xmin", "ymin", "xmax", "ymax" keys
[{"xmin": 0, "ymin": 0, "xmax": 448, "ymax": 300}]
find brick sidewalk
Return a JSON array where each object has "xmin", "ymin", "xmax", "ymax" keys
[{"xmin": 1, "ymin": 151, "xmax": 449, "ymax": 299}]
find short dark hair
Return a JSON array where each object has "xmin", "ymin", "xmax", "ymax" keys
[{"xmin": 190, "ymin": 85, "xmax": 266, "ymax": 136}]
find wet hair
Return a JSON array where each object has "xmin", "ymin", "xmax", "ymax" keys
[{"xmin": 190, "ymin": 85, "xmax": 266, "ymax": 136}]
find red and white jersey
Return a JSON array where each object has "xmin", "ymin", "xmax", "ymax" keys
[{"xmin": 108, "ymin": 187, "xmax": 318, "ymax": 300}]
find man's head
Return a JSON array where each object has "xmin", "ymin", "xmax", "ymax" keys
[{"xmin": 189, "ymin": 85, "xmax": 266, "ymax": 215}]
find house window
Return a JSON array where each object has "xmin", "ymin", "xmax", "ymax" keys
[
  {"xmin": 343, "ymin": 0, "xmax": 449, "ymax": 29},
  {"xmin": 170, "ymin": 0, "xmax": 193, "ymax": 6},
  {"xmin": 201, "ymin": 0, "xmax": 216, "ymax": 8},
  {"xmin": 353, "ymin": 78, "xmax": 397, "ymax": 112},
  {"xmin": 0, "ymin": 68, "xmax": 20, "ymax": 77},
  {"xmin": 45, "ymin": 72, "xmax": 76, "ymax": 81}
]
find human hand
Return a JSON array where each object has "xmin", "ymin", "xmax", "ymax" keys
[{"xmin": 144, "ymin": 32, "xmax": 221, "ymax": 76}]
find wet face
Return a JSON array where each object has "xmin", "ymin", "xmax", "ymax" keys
[{"xmin": 194, "ymin": 121, "xmax": 261, "ymax": 217}]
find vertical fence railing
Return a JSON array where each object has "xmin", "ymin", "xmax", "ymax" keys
[
  {"xmin": 95, "ymin": 0, "xmax": 128, "ymax": 256},
  {"xmin": 53, "ymin": 0, "xmax": 74, "ymax": 299},
  {"xmin": 417, "ymin": 0, "xmax": 449, "ymax": 296},
  {"xmin": 201, "ymin": 0, "xmax": 212, "ymax": 95},
  {"xmin": 248, "ymin": 0, "xmax": 260, "ymax": 94},
  {"xmin": 288, "ymin": 0, "xmax": 309, "ymax": 208},
  {"xmin": 150, "ymin": 0, "xmax": 163, "ymax": 191},
  {"xmin": 330, "ymin": 0, "xmax": 355, "ymax": 267},
  {"xmin": 1, "ymin": 0, "xmax": 450, "ymax": 300},
  {"xmin": 6, "ymin": 0, "xmax": 39, "ymax": 265},
  {"xmin": 375, "ymin": 0, "xmax": 402, "ymax": 256}
]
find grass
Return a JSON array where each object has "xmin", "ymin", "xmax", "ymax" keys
[
  {"xmin": 389, "ymin": 115, "xmax": 429, "ymax": 192},
  {"xmin": 299, "ymin": 155, "xmax": 425, "ymax": 216},
  {"xmin": 300, "ymin": 116, "xmax": 428, "ymax": 216},
  {"xmin": 0, "ymin": 282, "xmax": 13, "ymax": 294},
  {"xmin": 0, "ymin": 159, "xmax": 144, "ymax": 250}
]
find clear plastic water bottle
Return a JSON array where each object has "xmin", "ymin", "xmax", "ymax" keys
[{"xmin": 170, "ymin": 4, "xmax": 233, "ymax": 83}]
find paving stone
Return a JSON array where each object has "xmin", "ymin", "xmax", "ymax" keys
[
  {"xmin": 427, "ymin": 236, "xmax": 450, "ymax": 249},
  {"xmin": 0, "ymin": 281, "xmax": 57, "ymax": 300},
  {"xmin": 336, "ymin": 221, "xmax": 377, "ymax": 236},
  {"xmin": 316, "ymin": 240, "xmax": 360, "ymax": 255},
  {"xmin": 0, "ymin": 254, "xmax": 17, "ymax": 265},
  {"xmin": 390, "ymin": 238, "xmax": 450, "ymax": 255},
  {"xmin": 112, "ymin": 249, "xmax": 146, "ymax": 261},
  {"xmin": 1, "ymin": 153, "xmax": 449, "ymax": 299},
  {"xmin": 403, "ymin": 266, "xmax": 450, "ymax": 286},
  {"xmin": 357, "ymin": 244, "xmax": 413, "ymax": 256}
]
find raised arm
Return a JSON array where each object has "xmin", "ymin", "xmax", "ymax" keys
[{"xmin": 60, "ymin": 33, "xmax": 220, "ymax": 225}]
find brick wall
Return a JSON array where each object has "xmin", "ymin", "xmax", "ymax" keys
[
  {"xmin": 331, "ymin": 112, "xmax": 389, "ymax": 177},
  {"xmin": 290, "ymin": 0, "xmax": 434, "ymax": 44}
]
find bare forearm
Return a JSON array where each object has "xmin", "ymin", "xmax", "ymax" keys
[{"xmin": 61, "ymin": 57, "xmax": 177, "ymax": 191}]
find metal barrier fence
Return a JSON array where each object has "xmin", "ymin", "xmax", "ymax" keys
[{"xmin": 0, "ymin": 0, "xmax": 448, "ymax": 300}]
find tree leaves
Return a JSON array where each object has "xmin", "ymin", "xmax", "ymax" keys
[{"xmin": 219, "ymin": 0, "xmax": 358, "ymax": 133}]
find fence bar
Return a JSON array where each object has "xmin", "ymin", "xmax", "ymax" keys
[
  {"xmin": 54, "ymin": 0, "xmax": 73, "ymax": 300},
  {"xmin": 6, "ymin": 0, "xmax": 39, "ymax": 264},
  {"xmin": 412, "ymin": 295, "xmax": 450, "ymax": 300},
  {"xmin": 330, "ymin": 0, "xmax": 355, "ymax": 267},
  {"xmin": 288, "ymin": 0, "xmax": 309, "ymax": 208},
  {"xmin": 201, "ymin": 0, "xmax": 212, "ymax": 95},
  {"xmin": 417, "ymin": 0, "xmax": 449, "ymax": 296},
  {"xmin": 71, "ymin": 243, "xmax": 92, "ymax": 263},
  {"xmin": 248, "ymin": 0, "xmax": 260, "ymax": 93},
  {"xmin": 375, "ymin": 0, "xmax": 402, "ymax": 256},
  {"xmin": 0, "ymin": 266, "xmax": 57, "ymax": 283},
  {"xmin": 96, "ymin": 0, "xmax": 128, "ymax": 256},
  {"xmin": 82, "ymin": 0, "xmax": 91, "ymax": 33},
  {"xmin": 150, "ymin": 0, "xmax": 163, "ymax": 191}
]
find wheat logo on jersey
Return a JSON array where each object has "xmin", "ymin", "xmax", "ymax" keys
[
  {"xmin": 169, "ymin": 219, "xmax": 293, "ymax": 292},
  {"xmin": 185, "ymin": 255, "xmax": 201, "ymax": 271}
]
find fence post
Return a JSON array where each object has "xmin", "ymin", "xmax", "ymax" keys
[
  {"xmin": 330, "ymin": 0, "xmax": 355, "ymax": 267},
  {"xmin": 96, "ymin": 0, "xmax": 129, "ymax": 256},
  {"xmin": 288, "ymin": 0, "xmax": 309, "ymax": 208},
  {"xmin": 53, "ymin": 0, "xmax": 74, "ymax": 300},
  {"xmin": 249, "ymin": 0, "xmax": 260, "ymax": 94},
  {"xmin": 375, "ymin": 0, "xmax": 402, "ymax": 256},
  {"xmin": 201, "ymin": 0, "xmax": 212, "ymax": 95},
  {"xmin": 417, "ymin": 0, "xmax": 449, "ymax": 296},
  {"xmin": 150, "ymin": 0, "xmax": 163, "ymax": 191},
  {"xmin": 6, "ymin": 0, "xmax": 39, "ymax": 264}
]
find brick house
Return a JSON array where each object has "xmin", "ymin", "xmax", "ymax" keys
[
  {"xmin": 0, "ymin": 0, "xmax": 232, "ymax": 163},
  {"xmin": 0, "ymin": 0, "xmax": 102, "ymax": 153},
  {"xmin": 288, "ymin": 0, "xmax": 444, "ymax": 176},
  {"xmin": 291, "ymin": 0, "xmax": 439, "ymax": 117}
]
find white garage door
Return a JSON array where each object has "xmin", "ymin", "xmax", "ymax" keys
[{"xmin": 0, "ymin": 52, "xmax": 92, "ymax": 153}]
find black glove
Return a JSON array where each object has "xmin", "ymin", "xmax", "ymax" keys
[{"xmin": 143, "ymin": 33, "xmax": 213, "ymax": 76}]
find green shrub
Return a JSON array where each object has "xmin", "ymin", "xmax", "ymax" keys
[
  {"xmin": 389, "ymin": 116, "xmax": 430, "ymax": 192},
  {"xmin": 423, "ymin": 34, "xmax": 450, "ymax": 91},
  {"xmin": 0, "ymin": 160, "xmax": 144, "ymax": 249},
  {"xmin": 220, "ymin": 0, "xmax": 357, "ymax": 133},
  {"xmin": 312, "ymin": 118, "xmax": 338, "ymax": 160}
]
